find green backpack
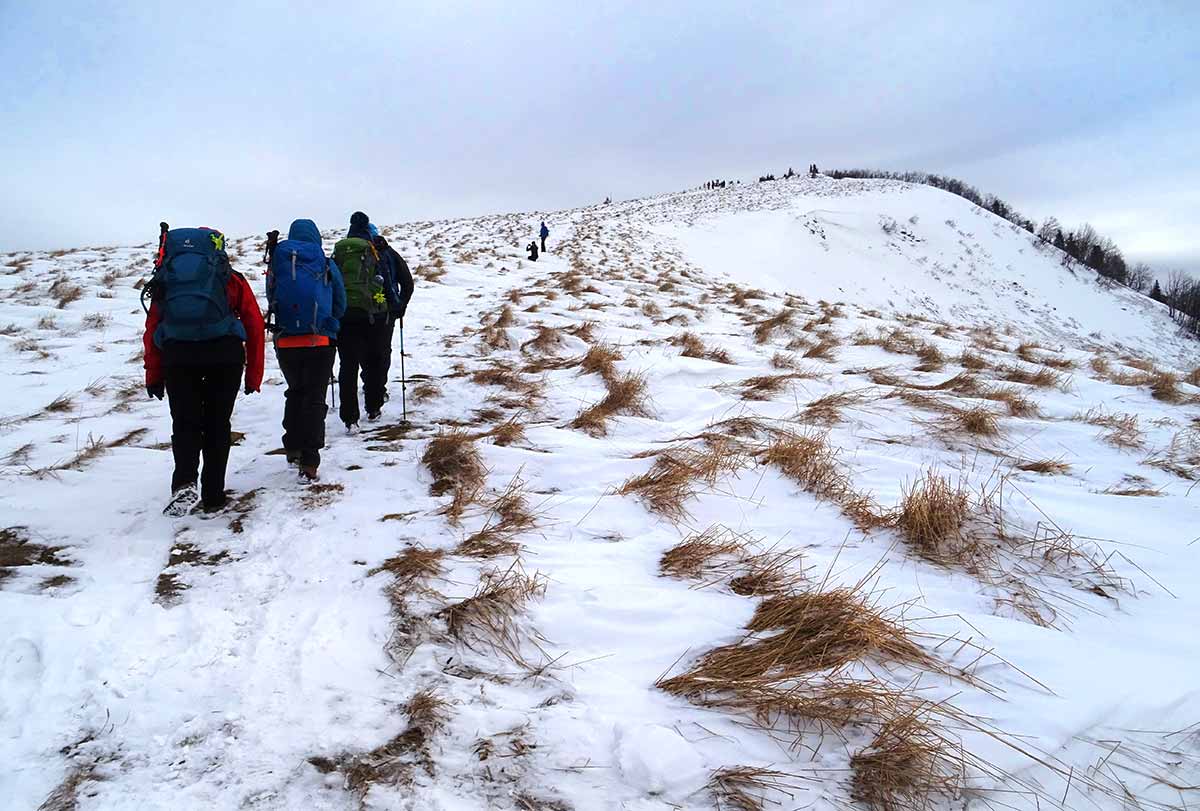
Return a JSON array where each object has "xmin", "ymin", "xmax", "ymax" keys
[{"xmin": 333, "ymin": 237, "xmax": 387, "ymax": 315}]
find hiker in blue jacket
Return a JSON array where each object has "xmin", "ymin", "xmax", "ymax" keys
[
  {"xmin": 266, "ymin": 218, "xmax": 346, "ymax": 480},
  {"xmin": 539, "ymin": 221, "xmax": 550, "ymax": 253}
]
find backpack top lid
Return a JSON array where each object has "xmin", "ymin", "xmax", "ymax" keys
[{"xmin": 162, "ymin": 227, "xmax": 227, "ymax": 264}]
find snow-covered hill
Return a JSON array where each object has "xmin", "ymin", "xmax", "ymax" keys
[{"xmin": 2, "ymin": 176, "xmax": 1199, "ymax": 811}]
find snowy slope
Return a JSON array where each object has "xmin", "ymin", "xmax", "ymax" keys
[{"xmin": 2, "ymin": 178, "xmax": 1199, "ymax": 811}]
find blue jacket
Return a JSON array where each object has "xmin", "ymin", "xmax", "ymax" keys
[
  {"xmin": 269, "ymin": 218, "xmax": 346, "ymax": 339},
  {"xmin": 540, "ymin": 222, "xmax": 549, "ymax": 239}
]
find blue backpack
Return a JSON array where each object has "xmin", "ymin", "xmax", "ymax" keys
[
  {"xmin": 153, "ymin": 228, "xmax": 246, "ymax": 347},
  {"xmin": 268, "ymin": 239, "xmax": 334, "ymax": 337}
]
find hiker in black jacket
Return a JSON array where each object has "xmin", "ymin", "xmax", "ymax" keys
[{"xmin": 369, "ymin": 224, "xmax": 414, "ymax": 390}]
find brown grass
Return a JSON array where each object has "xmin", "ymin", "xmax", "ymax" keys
[
  {"xmin": 998, "ymin": 364, "xmax": 1068, "ymax": 390},
  {"xmin": 892, "ymin": 471, "xmax": 972, "ymax": 565},
  {"xmin": 950, "ymin": 405, "xmax": 1000, "ymax": 437},
  {"xmin": 659, "ymin": 525, "xmax": 745, "ymax": 580},
  {"xmin": 1015, "ymin": 458, "xmax": 1071, "ymax": 475},
  {"xmin": 436, "ymin": 562, "xmax": 546, "ymax": 666},
  {"xmin": 959, "ymin": 350, "xmax": 989, "ymax": 371},
  {"xmin": 618, "ymin": 440, "xmax": 748, "ymax": 521},
  {"xmin": 914, "ymin": 343, "xmax": 945, "ymax": 372},
  {"xmin": 797, "ymin": 389, "xmax": 870, "ymax": 425},
  {"xmin": 411, "ymin": 381, "xmax": 442, "ymax": 403},
  {"xmin": 728, "ymin": 373, "xmax": 810, "ymax": 402},
  {"xmin": 1077, "ymin": 408, "xmax": 1143, "ymax": 450},
  {"xmin": 457, "ymin": 475, "xmax": 536, "ymax": 558},
  {"xmin": 320, "ymin": 688, "xmax": 451, "ymax": 792},
  {"xmin": 762, "ymin": 430, "xmax": 852, "ymax": 502},
  {"xmin": 520, "ymin": 324, "xmax": 563, "ymax": 355},
  {"xmin": 1150, "ymin": 371, "xmax": 1184, "ymax": 403},
  {"xmin": 977, "ymin": 385, "xmax": 1039, "ymax": 418},
  {"xmin": 421, "ymin": 430, "xmax": 486, "ymax": 523},
  {"xmin": 489, "ymin": 416, "xmax": 526, "ymax": 447},
  {"xmin": 752, "ymin": 308, "xmax": 796, "ymax": 344},
  {"xmin": 658, "ymin": 586, "xmax": 938, "ymax": 701},
  {"xmin": 52, "ymin": 280, "xmax": 83, "ymax": 309},
  {"xmin": 369, "ymin": 546, "xmax": 446, "ymax": 588},
  {"xmin": 671, "ymin": 331, "xmax": 734, "ymax": 364},
  {"xmin": 580, "ymin": 342, "xmax": 622, "ymax": 381},
  {"xmin": 802, "ymin": 336, "xmax": 839, "ymax": 361},
  {"xmin": 849, "ymin": 708, "xmax": 967, "ymax": 811},
  {"xmin": 572, "ymin": 371, "xmax": 651, "ymax": 436},
  {"xmin": 707, "ymin": 767, "xmax": 801, "ymax": 811}
]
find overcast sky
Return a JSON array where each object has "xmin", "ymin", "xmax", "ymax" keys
[{"xmin": 1, "ymin": 1, "xmax": 1197, "ymax": 270}]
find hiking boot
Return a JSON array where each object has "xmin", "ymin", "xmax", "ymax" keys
[
  {"xmin": 366, "ymin": 411, "xmax": 381, "ymax": 422},
  {"xmin": 345, "ymin": 422, "xmax": 359, "ymax": 434},
  {"xmin": 299, "ymin": 465, "xmax": 320, "ymax": 482},
  {"xmin": 163, "ymin": 482, "xmax": 201, "ymax": 517}
]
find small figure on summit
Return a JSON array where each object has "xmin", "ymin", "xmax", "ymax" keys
[
  {"xmin": 142, "ymin": 224, "xmax": 265, "ymax": 516},
  {"xmin": 539, "ymin": 220, "xmax": 550, "ymax": 253},
  {"xmin": 264, "ymin": 218, "xmax": 346, "ymax": 481}
]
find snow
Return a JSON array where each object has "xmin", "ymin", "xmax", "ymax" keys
[{"xmin": 1, "ymin": 176, "xmax": 1198, "ymax": 810}]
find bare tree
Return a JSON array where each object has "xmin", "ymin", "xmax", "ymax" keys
[
  {"xmin": 1126, "ymin": 262, "xmax": 1153, "ymax": 293},
  {"xmin": 1038, "ymin": 216, "xmax": 1061, "ymax": 244}
]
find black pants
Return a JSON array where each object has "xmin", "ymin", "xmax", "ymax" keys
[
  {"xmin": 540, "ymin": 236, "xmax": 547, "ymax": 253},
  {"xmin": 165, "ymin": 362, "xmax": 243, "ymax": 508},
  {"xmin": 277, "ymin": 345, "xmax": 335, "ymax": 467},
  {"xmin": 379, "ymin": 317, "xmax": 398, "ymax": 384},
  {"xmin": 338, "ymin": 314, "xmax": 389, "ymax": 425}
]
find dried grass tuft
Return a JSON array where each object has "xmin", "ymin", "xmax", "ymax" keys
[
  {"xmin": 892, "ymin": 471, "xmax": 972, "ymax": 565},
  {"xmin": 437, "ymin": 562, "xmax": 545, "ymax": 666},
  {"xmin": 619, "ymin": 440, "xmax": 748, "ymax": 521},
  {"xmin": 850, "ymin": 708, "xmax": 967, "ymax": 811},
  {"xmin": 1016, "ymin": 458, "xmax": 1071, "ymax": 475},
  {"xmin": 802, "ymin": 336, "xmax": 839, "ymax": 361},
  {"xmin": 457, "ymin": 475, "xmax": 537, "ymax": 558},
  {"xmin": 421, "ymin": 430, "xmax": 486, "ymax": 523},
  {"xmin": 580, "ymin": 342, "xmax": 622, "ymax": 381},
  {"xmin": 1150, "ymin": 371, "xmax": 1184, "ymax": 404},
  {"xmin": 572, "ymin": 371, "xmax": 651, "ymax": 436},
  {"xmin": 753, "ymin": 308, "xmax": 796, "ymax": 344}
]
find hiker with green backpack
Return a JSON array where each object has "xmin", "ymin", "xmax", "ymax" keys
[{"xmin": 333, "ymin": 211, "xmax": 389, "ymax": 430}]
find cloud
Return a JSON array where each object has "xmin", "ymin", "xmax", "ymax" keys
[{"xmin": 0, "ymin": 0, "xmax": 1197, "ymax": 270}]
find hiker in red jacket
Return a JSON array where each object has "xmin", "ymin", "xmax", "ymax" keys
[{"xmin": 142, "ymin": 226, "xmax": 265, "ymax": 516}]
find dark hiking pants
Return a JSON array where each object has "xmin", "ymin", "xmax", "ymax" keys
[
  {"xmin": 165, "ymin": 362, "xmax": 243, "ymax": 508},
  {"xmin": 540, "ymin": 236, "xmax": 547, "ymax": 253},
  {"xmin": 277, "ymin": 344, "xmax": 335, "ymax": 468},
  {"xmin": 379, "ymin": 316, "xmax": 397, "ymax": 385},
  {"xmin": 338, "ymin": 314, "xmax": 389, "ymax": 425}
]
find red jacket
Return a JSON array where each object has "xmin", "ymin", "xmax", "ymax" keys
[{"xmin": 143, "ymin": 272, "xmax": 265, "ymax": 391}]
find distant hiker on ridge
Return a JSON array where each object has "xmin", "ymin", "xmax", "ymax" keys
[
  {"xmin": 143, "ymin": 224, "xmax": 265, "ymax": 516},
  {"xmin": 333, "ymin": 211, "xmax": 388, "ymax": 431},
  {"xmin": 539, "ymin": 220, "xmax": 550, "ymax": 253},
  {"xmin": 527, "ymin": 240, "xmax": 539, "ymax": 261},
  {"xmin": 265, "ymin": 219, "xmax": 346, "ymax": 481}
]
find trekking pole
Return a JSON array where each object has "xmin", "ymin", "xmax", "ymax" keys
[{"xmin": 399, "ymin": 320, "xmax": 408, "ymax": 424}]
